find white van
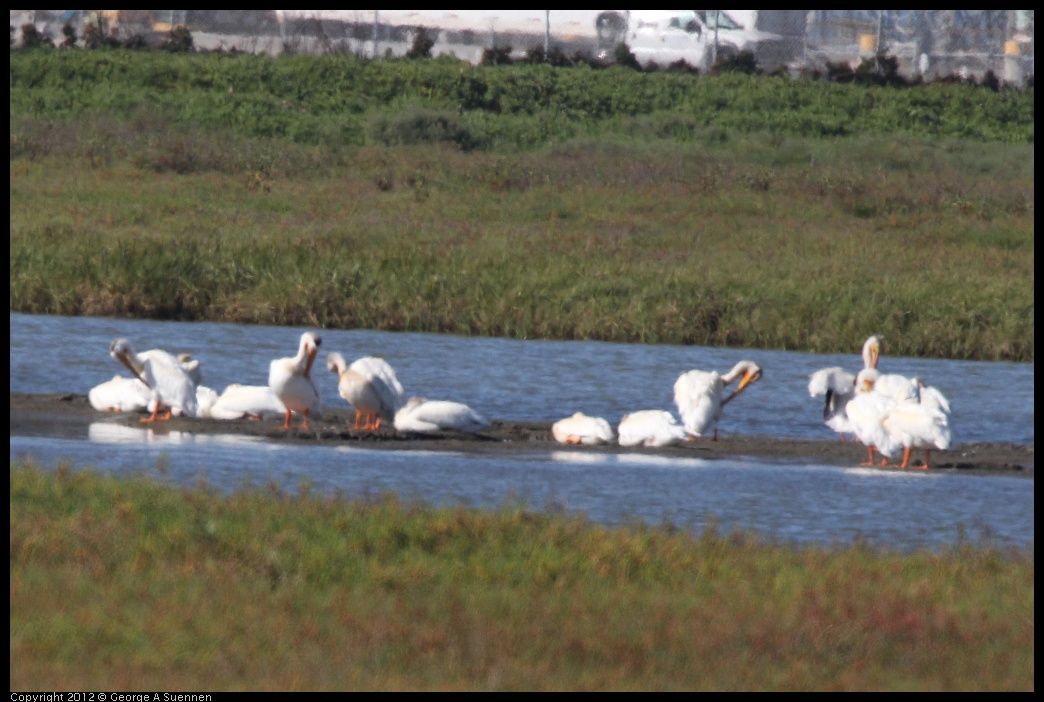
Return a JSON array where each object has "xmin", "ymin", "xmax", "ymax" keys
[{"xmin": 596, "ymin": 10, "xmax": 785, "ymax": 71}]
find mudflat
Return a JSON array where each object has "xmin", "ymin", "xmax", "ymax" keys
[{"xmin": 10, "ymin": 393, "xmax": 1033, "ymax": 477}]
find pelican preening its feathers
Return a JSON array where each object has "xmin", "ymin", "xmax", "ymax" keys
[
  {"xmin": 94, "ymin": 347, "xmax": 204, "ymax": 415},
  {"xmin": 674, "ymin": 360, "xmax": 762, "ymax": 440},
  {"xmin": 109, "ymin": 338, "xmax": 199, "ymax": 422},
  {"xmin": 177, "ymin": 353, "xmax": 203, "ymax": 387},
  {"xmin": 268, "ymin": 332, "xmax": 323, "ymax": 430},
  {"xmin": 326, "ymin": 352, "xmax": 406, "ymax": 431}
]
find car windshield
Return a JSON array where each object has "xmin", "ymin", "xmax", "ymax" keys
[{"xmin": 694, "ymin": 10, "xmax": 743, "ymax": 31}]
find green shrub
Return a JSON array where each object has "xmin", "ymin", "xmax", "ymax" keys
[
  {"xmin": 367, "ymin": 107, "xmax": 488, "ymax": 151},
  {"xmin": 480, "ymin": 45, "xmax": 514, "ymax": 66},
  {"xmin": 161, "ymin": 25, "xmax": 194, "ymax": 53},
  {"xmin": 20, "ymin": 23, "xmax": 48, "ymax": 49},
  {"xmin": 714, "ymin": 49, "xmax": 759, "ymax": 75},
  {"xmin": 614, "ymin": 42, "xmax": 641, "ymax": 71},
  {"xmin": 405, "ymin": 27, "xmax": 435, "ymax": 60}
]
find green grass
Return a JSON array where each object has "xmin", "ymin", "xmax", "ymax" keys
[
  {"xmin": 10, "ymin": 51, "xmax": 1035, "ymax": 145},
  {"xmin": 9, "ymin": 131, "xmax": 1034, "ymax": 361},
  {"xmin": 8, "ymin": 50, "xmax": 1035, "ymax": 361},
  {"xmin": 10, "ymin": 459, "xmax": 1034, "ymax": 690}
]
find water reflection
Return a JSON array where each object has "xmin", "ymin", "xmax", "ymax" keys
[{"xmin": 87, "ymin": 421, "xmax": 268, "ymax": 447}]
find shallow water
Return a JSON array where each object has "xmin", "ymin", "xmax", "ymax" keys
[
  {"xmin": 9, "ymin": 313, "xmax": 1035, "ymax": 552},
  {"xmin": 10, "ymin": 313, "xmax": 1034, "ymax": 444}
]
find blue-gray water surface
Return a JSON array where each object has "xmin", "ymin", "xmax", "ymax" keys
[{"xmin": 9, "ymin": 313, "xmax": 1035, "ymax": 552}]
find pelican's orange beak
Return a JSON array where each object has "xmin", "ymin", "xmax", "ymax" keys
[
  {"xmin": 305, "ymin": 346, "xmax": 317, "ymax": 378},
  {"xmin": 722, "ymin": 368, "xmax": 762, "ymax": 407},
  {"xmin": 736, "ymin": 368, "xmax": 762, "ymax": 394},
  {"xmin": 869, "ymin": 345, "xmax": 880, "ymax": 369},
  {"xmin": 116, "ymin": 351, "xmax": 150, "ymax": 389}
]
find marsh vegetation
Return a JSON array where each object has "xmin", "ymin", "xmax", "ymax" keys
[{"xmin": 9, "ymin": 461, "xmax": 1035, "ymax": 690}]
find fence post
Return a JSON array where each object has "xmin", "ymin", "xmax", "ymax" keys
[
  {"xmin": 545, "ymin": 10, "xmax": 550, "ymax": 57},
  {"xmin": 373, "ymin": 10, "xmax": 379, "ymax": 58}
]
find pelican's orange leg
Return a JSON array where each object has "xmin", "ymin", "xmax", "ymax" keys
[
  {"xmin": 860, "ymin": 445, "xmax": 877, "ymax": 466},
  {"xmin": 918, "ymin": 449, "xmax": 931, "ymax": 470},
  {"xmin": 564, "ymin": 435, "xmax": 582, "ymax": 445},
  {"xmin": 899, "ymin": 448, "xmax": 912, "ymax": 470},
  {"xmin": 301, "ymin": 410, "xmax": 310, "ymax": 431},
  {"xmin": 280, "ymin": 409, "xmax": 293, "ymax": 430},
  {"xmin": 141, "ymin": 406, "xmax": 172, "ymax": 424}
]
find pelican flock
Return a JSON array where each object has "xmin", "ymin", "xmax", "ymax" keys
[{"xmin": 88, "ymin": 327, "xmax": 955, "ymax": 471}]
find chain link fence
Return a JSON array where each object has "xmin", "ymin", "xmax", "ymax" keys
[
  {"xmin": 11, "ymin": 10, "xmax": 1034, "ymax": 85},
  {"xmin": 804, "ymin": 10, "xmax": 1033, "ymax": 85}
]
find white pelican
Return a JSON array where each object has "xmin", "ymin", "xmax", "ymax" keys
[
  {"xmin": 326, "ymin": 352, "xmax": 405, "ymax": 430},
  {"xmin": 880, "ymin": 377, "xmax": 952, "ymax": 470},
  {"xmin": 808, "ymin": 335, "xmax": 881, "ymax": 441},
  {"xmin": 914, "ymin": 377, "xmax": 950, "ymax": 414},
  {"xmin": 674, "ymin": 360, "xmax": 762, "ymax": 440},
  {"xmin": 268, "ymin": 331, "xmax": 323, "ymax": 430},
  {"xmin": 208, "ymin": 384, "xmax": 287, "ymax": 421},
  {"xmin": 617, "ymin": 410, "xmax": 690, "ymax": 447},
  {"xmin": 109, "ymin": 338, "xmax": 199, "ymax": 422},
  {"xmin": 195, "ymin": 385, "xmax": 220, "ymax": 418},
  {"xmin": 88, "ymin": 374, "xmax": 151, "ymax": 413},
  {"xmin": 845, "ymin": 368, "xmax": 897, "ymax": 466},
  {"xmin": 874, "ymin": 375, "xmax": 919, "ymax": 406},
  {"xmin": 393, "ymin": 396, "xmax": 490, "ymax": 434},
  {"xmin": 177, "ymin": 353, "xmax": 203, "ymax": 387},
  {"xmin": 551, "ymin": 412, "xmax": 615, "ymax": 445},
  {"xmin": 848, "ymin": 366, "xmax": 924, "ymax": 467}
]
